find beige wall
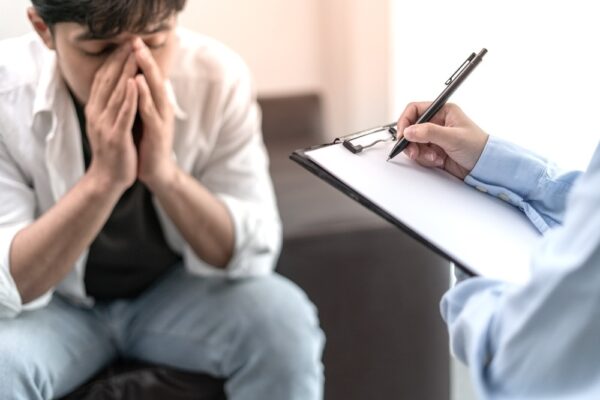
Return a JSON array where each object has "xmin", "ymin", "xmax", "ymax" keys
[
  {"xmin": 320, "ymin": 0, "xmax": 393, "ymax": 138},
  {"xmin": 183, "ymin": 0, "xmax": 394, "ymax": 138},
  {"xmin": 0, "ymin": 0, "xmax": 323, "ymax": 95},
  {"xmin": 0, "ymin": 0, "xmax": 393, "ymax": 141},
  {"xmin": 179, "ymin": 0, "xmax": 322, "ymax": 96}
]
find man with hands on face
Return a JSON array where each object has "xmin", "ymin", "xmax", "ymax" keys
[
  {"xmin": 396, "ymin": 102, "xmax": 600, "ymax": 399},
  {"xmin": 0, "ymin": 1, "xmax": 324, "ymax": 399}
]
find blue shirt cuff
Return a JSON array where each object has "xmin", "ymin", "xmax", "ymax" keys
[{"xmin": 464, "ymin": 137, "xmax": 551, "ymax": 233}]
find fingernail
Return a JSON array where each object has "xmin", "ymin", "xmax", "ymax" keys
[
  {"xmin": 133, "ymin": 37, "xmax": 143, "ymax": 48},
  {"xmin": 403, "ymin": 126, "xmax": 414, "ymax": 139},
  {"xmin": 134, "ymin": 41, "xmax": 149, "ymax": 56},
  {"xmin": 406, "ymin": 148, "xmax": 415, "ymax": 159},
  {"xmin": 135, "ymin": 46, "xmax": 148, "ymax": 60}
]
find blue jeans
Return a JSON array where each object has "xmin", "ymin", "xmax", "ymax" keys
[{"xmin": 0, "ymin": 266, "xmax": 325, "ymax": 399}]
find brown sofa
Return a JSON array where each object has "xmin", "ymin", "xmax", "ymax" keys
[{"xmin": 262, "ymin": 94, "xmax": 450, "ymax": 400}]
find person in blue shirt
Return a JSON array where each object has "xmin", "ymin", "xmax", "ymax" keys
[{"xmin": 396, "ymin": 101, "xmax": 600, "ymax": 399}]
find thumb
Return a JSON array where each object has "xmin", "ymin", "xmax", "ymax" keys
[{"xmin": 402, "ymin": 123, "xmax": 459, "ymax": 151}]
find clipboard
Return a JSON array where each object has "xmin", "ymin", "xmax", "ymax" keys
[{"xmin": 290, "ymin": 125, "xmax": 541, "ymax": 284}]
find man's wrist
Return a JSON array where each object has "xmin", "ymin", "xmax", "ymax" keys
[
  {"xmin": 83, "ymin": 165, "xmax": 128, "ymax": 202},
  {"xmin": 141, "ymin": 159, "xmax": 181, "ymax": 195}
]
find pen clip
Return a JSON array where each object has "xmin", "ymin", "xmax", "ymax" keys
[{"xmin": 445, "ymin": 52, "xmax": 476, "ymax": 85}]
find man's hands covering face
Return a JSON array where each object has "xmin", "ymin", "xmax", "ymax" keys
[
  {"xmin": 132, "ymin": 37, "xmax": 176, "ymax": 190},
  {"xmin": 85, "ymin": 44, "xmax": 139, "ymax": 192},
  {"xmin": 84, "ymin": 38, "xmax": 176, "ymax": 194}
]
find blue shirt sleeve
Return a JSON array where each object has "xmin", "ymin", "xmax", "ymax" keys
[
  {"xmin": 442, "ymin": 142, "xmax": 600, "ymax": 398},
  {"xmin": 464, "ymin": 136, "xmax": 581, "ymax": 233}
]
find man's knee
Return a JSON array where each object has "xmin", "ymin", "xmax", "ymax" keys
[
  {"xmin": 0, "ymin": 337, "xmax": 52, "ymax": 399},
  {"xmin": 231, "ymin": 275, "xmax": 325, "ymax": 374}
]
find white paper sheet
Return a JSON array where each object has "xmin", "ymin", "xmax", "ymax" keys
[{"xmin": 305, "ymin": 141, "xmax": 541, "ymax": 284}]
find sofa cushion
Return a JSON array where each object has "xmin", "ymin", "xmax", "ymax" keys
[{"xmin": 58, "ymin": 361, "xmax": 225, "ymax": 400}]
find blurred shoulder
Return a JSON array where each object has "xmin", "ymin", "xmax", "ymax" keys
[
  {"xmin": 172, "ymin": 27, "xmax": 252, "ymax": 86},
  {"xmin": 0, "ymin": 33, "xmax": 47, "ymax": 94}
]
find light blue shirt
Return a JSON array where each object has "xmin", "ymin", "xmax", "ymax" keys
[{"xmin": 441, "ymin": 136, "xmax": 600, "ymax": 399}]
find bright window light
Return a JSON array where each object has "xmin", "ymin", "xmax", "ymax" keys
[{"xmin": 390, "ymin": 0, "xmax": 599, "ymax": 171}]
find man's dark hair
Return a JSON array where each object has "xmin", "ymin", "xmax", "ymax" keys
[{"xmin": 31, "ymin": 0, "xmax": 187, "ymax": 38}]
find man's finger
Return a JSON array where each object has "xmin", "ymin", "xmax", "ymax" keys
[
  {"xmin": 89, "ymin": 44, "xmax": 132, "ymax": 110},
  {"xmin": 397, "ymin": 102, "xmax": 424, "ymax": 139},
  {"xmin": 402, "ymin": 123, "xmax": 460, "ymax": 151},
  {"xmin": 136, "ymin": 74, "xmax": 159, "ymax": 123},
  {"xmin": 396, "ymin": 102, "xmax": 452, "ymax": 139},
  {"xmin": 133, "ymin": 38, "xmax": 169, "ymax": 115},
  {"xmin": 417, "ymin": 145, "xmax": 445, "ymax": 168},
  {"xmin": 404, "ymin": 143, "xmax": 420, "ymax": 160},
  {"xmin": 114, "ymin": 79, "xmax": 138, "ymax": 134},
  {"xmin": 106, "ymin": 54, "xmax": 138, "ymax": 120}
]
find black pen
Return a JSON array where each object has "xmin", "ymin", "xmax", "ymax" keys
[{"xmin": 387, "ymin": 48, "xmax": 488, "ymax": 161}]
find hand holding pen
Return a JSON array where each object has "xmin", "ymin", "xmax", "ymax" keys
[
  {"xmin": 388, "ymin": 48, "xmax": 488, "ymax": 162},
  {"xmin": 395, "ymin": 102, "xmax": 489, "ymax": 180}
]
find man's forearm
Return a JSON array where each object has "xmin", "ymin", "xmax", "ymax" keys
[
  {"xmin": 10, "ymin": 171, "xmax": 122, "ymax": 304},
  {"xmin": 148, "ymin": 165, "xmax": 235, "ymax": 269},
  {"xmin": 131, "ymin": 38, "xmax": 234, "ymax": 268}
]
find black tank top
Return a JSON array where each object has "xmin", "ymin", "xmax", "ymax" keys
[{"xmin": 71, "ymin": 97, "xmax": 181, "ymax": 301}]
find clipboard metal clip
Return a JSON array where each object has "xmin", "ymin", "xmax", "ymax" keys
[{"xmin": 339, "ymin": 125, "xmax": 397, "ymax": 154}]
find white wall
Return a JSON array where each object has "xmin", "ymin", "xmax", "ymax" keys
[
  {"xmin": 0, "ymin": 0, "xmax": 30, "ymax": 37},
  {"xmin": 391, "ymin": 0, "xmax": 599, "ymax": 171},
  {"xmin": 392, "ymin": 5, "xmax": 600, "ymax": 399}
]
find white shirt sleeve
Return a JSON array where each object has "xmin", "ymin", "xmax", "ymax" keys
[
  {"xmin": 185, "ymin": 62, "xmax": 282, "ymax": 278},
  {"xmin": 0, "ymin": 135, "xmax": 35, "ymax": 317}
]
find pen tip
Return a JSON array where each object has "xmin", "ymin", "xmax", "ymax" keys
[{"xmin": 386, "ymin": 158, "xmax": 391, "ymax": 162}]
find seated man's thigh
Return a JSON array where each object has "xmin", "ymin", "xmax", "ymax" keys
[
  {"xmin": 0, "ymin": 296, "xmax": 116, "ymax": 400},
  {"xmin": 123, "ymin": 269, "xmax": 324, "ymax": 397}
]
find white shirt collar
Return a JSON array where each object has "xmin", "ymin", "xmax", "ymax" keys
[{"xmin": 165, "ymin": 80, "xmax": 188, "ymax": 121}]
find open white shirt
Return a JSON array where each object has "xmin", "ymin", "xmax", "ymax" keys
[{"xmin": 0, "ymin": 28, "xmax": 281, "ymax": 318}]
